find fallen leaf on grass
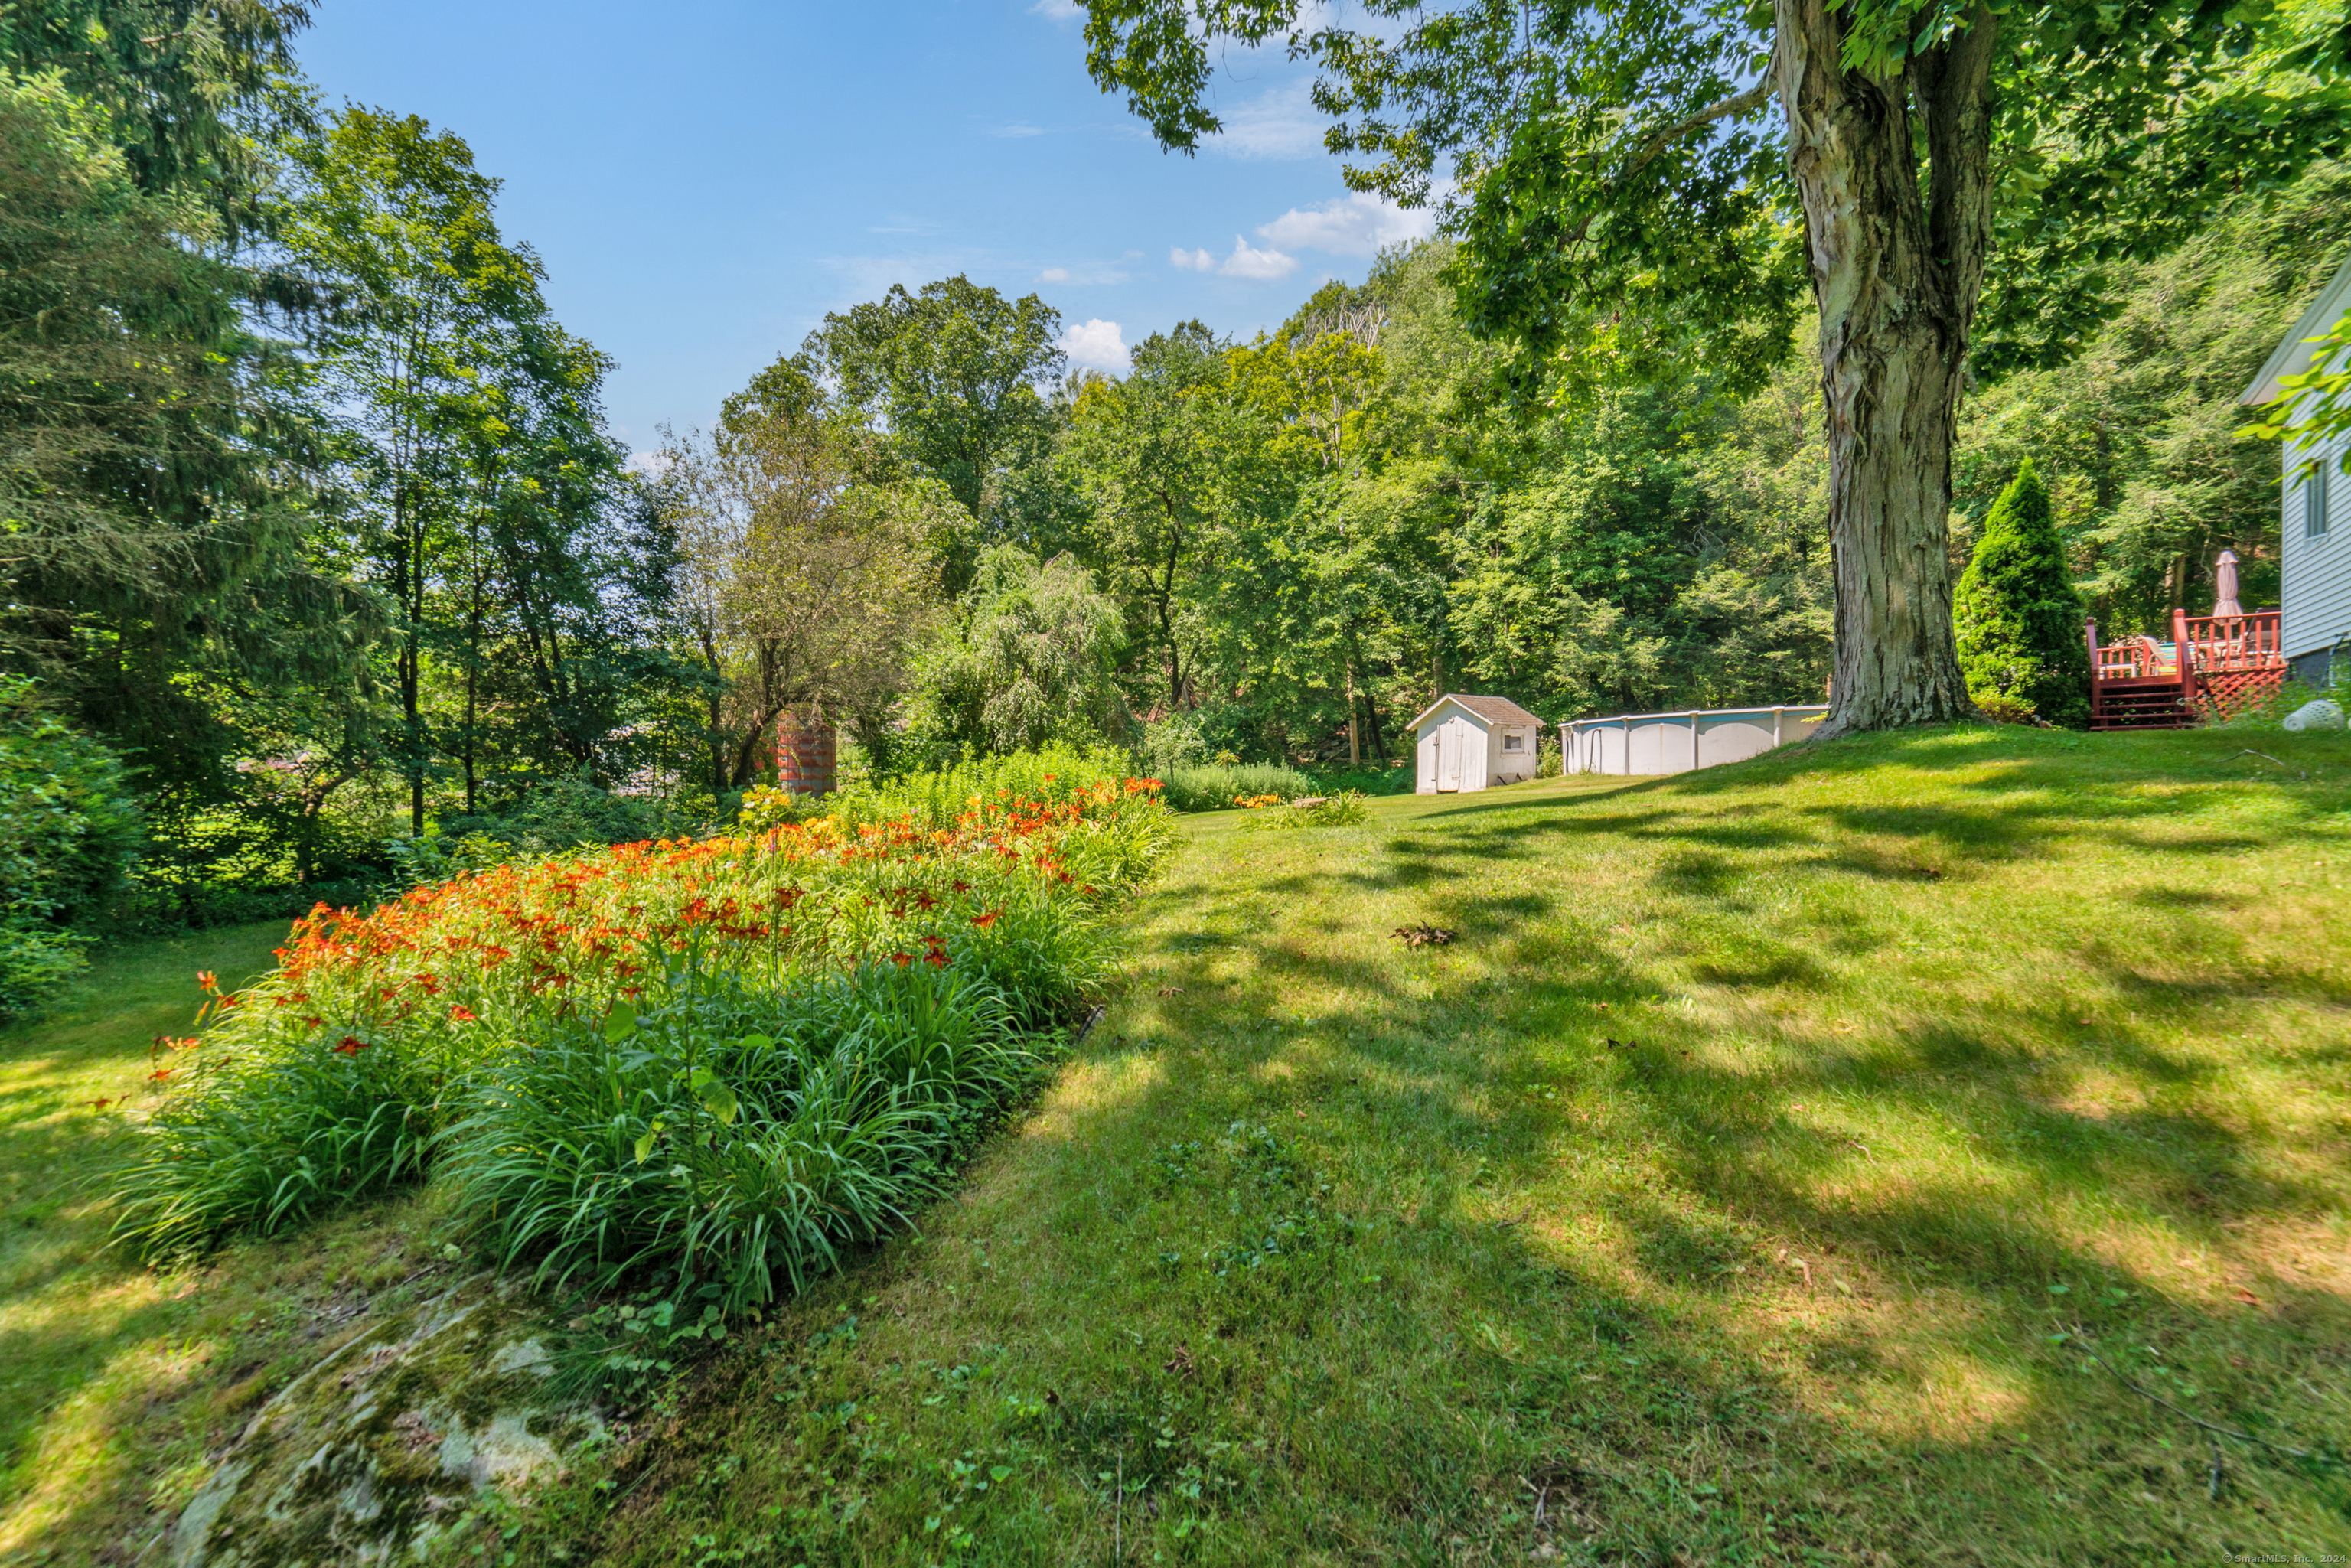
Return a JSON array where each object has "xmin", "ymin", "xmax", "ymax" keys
[{"xmin": 1393, "ymin": 924, "xmax": 1457, "ymax": 947}]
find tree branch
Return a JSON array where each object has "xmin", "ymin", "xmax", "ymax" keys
[
  {"xmin": 1626, "ymin": 81, "xmax": 1775, "ymax": 181},
  {"xmin": 1554, "ymin": 81, "xmax": 1779, "ymax": 256}
]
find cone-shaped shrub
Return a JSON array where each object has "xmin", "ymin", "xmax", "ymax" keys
[{"xmin": 1954, "ymin": 460, "xmax": 2092, "ymax": 728}]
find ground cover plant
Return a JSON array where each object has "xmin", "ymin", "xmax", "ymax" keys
[
  {"xmin": 1237, "ymin": 789, "xmax": 1372, "ymax": 830},
  {"xmin": 107, "ymin": 746, "xmax": 1178, "ymax": 1309},
  {"xmin": 479, "ymin": 724, "xmax": 2348, "ymax": 1566}
]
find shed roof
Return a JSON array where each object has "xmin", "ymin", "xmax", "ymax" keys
[
  {"xmin": 1406, "ymin": 693, "xmax": 1547, "ymax": 731},
  {"xmin": 2242, "ymin": 256, "xmax": 2351, "ymax": 406}
]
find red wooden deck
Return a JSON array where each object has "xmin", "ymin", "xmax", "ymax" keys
[{"xmin": 2085, "ymin": 610, "xmax": 2286, "ymax": 731}]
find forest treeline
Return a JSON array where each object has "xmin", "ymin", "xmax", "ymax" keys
[{"xmin": 2, "ymin": 0, "xmax": 2344, "ymax": 1007}]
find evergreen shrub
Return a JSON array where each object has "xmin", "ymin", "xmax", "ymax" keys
[{"xmin": 1954, "ymin": 460, "xmax": 2092, "ymax": 729}]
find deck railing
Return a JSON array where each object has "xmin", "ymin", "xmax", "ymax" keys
[
  {"xmin": 2176, "ymin": 610, "xmax": 2286, "ymax": 672},
  {"xmin": 2092, "ymin": 635, "xmax": 2172, "ymax": 683},
  {"xmin": 2085, "ymin": 609, "xmax": 2284, "ymax": 729}
]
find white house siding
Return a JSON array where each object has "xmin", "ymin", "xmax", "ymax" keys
[
  {"xmin": 2283, "ymin": 427, "xmax": 2351, "ymax": 680},
  {"xmin": 2247, "ymin": 257, "xmax": 2351, "ymax": 686}
]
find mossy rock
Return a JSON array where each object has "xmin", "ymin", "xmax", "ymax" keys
[{"xmin": 168, "ymin": 1274, "xmax": 603, "ymax": 1566}]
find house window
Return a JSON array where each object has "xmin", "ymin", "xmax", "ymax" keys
[
  {"xmin": 2308, "ymin": 458, "xmax": 2332, "ymax": 539},
  {"xmin": 1502, "ymin": 732, "xmax": 1526, "ymax": 753}
]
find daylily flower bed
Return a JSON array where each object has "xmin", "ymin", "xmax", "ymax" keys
[{"xmin": 112, "ymin": 748, "xmax": 1175, "ymax": 1314}]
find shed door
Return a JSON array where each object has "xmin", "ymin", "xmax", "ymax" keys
[{"xmin": 1437, "ymin": 719, "xmax": 1463, "ymax": 791}]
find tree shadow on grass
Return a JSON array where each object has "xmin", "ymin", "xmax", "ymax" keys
[
  {"xmin": 605, "ymin": 884, "xmax": 2351, "ymax": 1566},
  {"xmin": 1042, "ymin": 760, "xmax": 2347, "ymax": 1554},
  {"xmin": 844, "ymin": 942, "xmax": 2349, "ymax": 1560},
  {"xmin": 1395, "ymin": 730, "xmax": 2351, "ymax": 892}
]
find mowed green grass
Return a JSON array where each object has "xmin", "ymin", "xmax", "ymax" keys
[
  {"xmin": 549, "ymin": 725, "xmax": 2351, "ymax": 1566},
  {"xmin": 5, "ymin": 725, "xmax": 2348, "ymax": 1566},
  {"xmin": 0, "ymin": 923, "xmax": 465, "ymax": 1565}
]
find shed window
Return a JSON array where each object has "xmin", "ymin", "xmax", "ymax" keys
[
  {"xmin": 2308, "ymin": 458, "xmax": 2332, "ymax": 539},
  {"xmin": 1502, "ymin": 732, "xmax": 1526, "ymax": 752}
]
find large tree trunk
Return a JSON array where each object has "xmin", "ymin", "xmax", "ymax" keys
[{"xmin": 1775, "ymin": 0, "xmax": 1995, "ymax": 736}]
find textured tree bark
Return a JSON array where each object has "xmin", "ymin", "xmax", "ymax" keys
[{"xmin": 1775, "ymin": 0, "xmax": 1995, "ymax": 736}]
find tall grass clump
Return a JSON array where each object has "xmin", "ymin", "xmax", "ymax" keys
[
  {"xmin": 108, "ymin": 752, "xmax": 1177, "ymax": 1291},
  {"xmin": 1160, "ymin": 761, "xmax": 1316, "ymax": 813}
]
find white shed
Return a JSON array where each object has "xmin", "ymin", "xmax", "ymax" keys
[
  {"xmin": 1408, "ymin": 693, "xmax": 1545, "ymax": 794},
  {"xmin": 2242, "ymin": 256, "xmax": 2351, "ymax": 688}
]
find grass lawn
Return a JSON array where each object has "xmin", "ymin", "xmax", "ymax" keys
[
  {"xmin": 556, "ymin": 725, "xmax": 2350, "ymax": 1566},
  {"xmin": 5, "ymin": 724, "xmax": 2348, "ymax": 1565},
  {"xmin": 0, "ymin": 924, "xmax": 469, "ymax": 1565}
]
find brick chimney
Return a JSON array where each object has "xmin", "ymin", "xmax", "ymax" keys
[{"xmin": 773, "ymin": 708, "xmax": 836, "ymax": 795}]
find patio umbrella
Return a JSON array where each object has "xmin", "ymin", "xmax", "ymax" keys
[{"xmin": 2212, "ymin": 549, "xmax": 2242, "ymax": 618}]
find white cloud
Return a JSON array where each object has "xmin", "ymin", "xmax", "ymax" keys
[
  {"xmin": 1036, "ymin": 262, "xmax": 1129, "ymax": 285},
  {"xmin": 1211, "ymin": 82, "xmax": 1325, "ymax": 160},
  {"xmin": 1029, "ymin": 0, "xmax": 1083, "ymax": 20},
  {"xmin": 1216, "ymin": 234, "xmax": 1297, "ymax": 280},
  {"xmin": 1256, "ymin": 191, "xmax": 1436, "ymax": 257},
  {"xmin": 990, "ymin": 122, "xmax": 1046, "ymax": 139},
  {"xmin": 1059, "ymin": 318, "xmax": 1130, "ymax": 373},
  {"xmin": 626, "ymin": 450, "xmax": 672, "ymax": 479},
  {"xmin": 1172, "ymin": 236, "xmax": 1299, "ymax": 279}
]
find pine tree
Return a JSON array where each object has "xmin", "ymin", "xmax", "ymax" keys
[{"xmin": 1954, "ymin": 460, "xmax": 2092, "ymax": 728}]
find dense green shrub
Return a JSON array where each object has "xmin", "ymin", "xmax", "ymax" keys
[
  {"xmin": 0, "ymin": 921, "xmax": 90, "ymax": 1010},
  {"xmin": 1136, "ymin": 711, "xmax": 1209, "ymax": 777},
  {"xmin": 390, "ymin": 777, "xmax": 702, "ymax": 888},
  {"xmin": 904, "ymin": 546, "xmax": 1129, "ymax": 759},
  {"xmin": 1954, "ymin": 461, "xmax": 2092, "ymax": 729},
  {"xmin": 1161, "ymin": 762, "xmax": 1316, "ymax": 813},
  {"xmin": 0, "ymin": 678, "xmax": 141, "ymax": 1013}
]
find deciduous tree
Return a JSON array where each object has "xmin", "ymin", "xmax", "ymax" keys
[
  {"xmin": 659, "ymin": 363, "xmax": 948, "ymax": 788},
  {"xmin": 802, "ymin": 275, "xmax": 1065, "ymax": 583},
  {"xmin": 1075, "ymin": 0, "xmax": 2351, "ymax": 735}
]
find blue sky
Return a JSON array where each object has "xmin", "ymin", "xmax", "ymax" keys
[{"xmin": 296, "ymin": 0, "xmax": 1433, "ymax": 459}]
